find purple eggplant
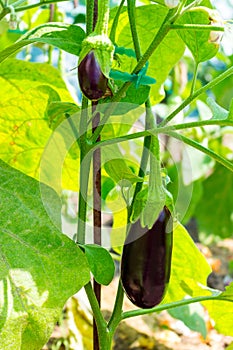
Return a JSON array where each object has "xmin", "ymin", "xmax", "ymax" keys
[
  {"xmin": 121, "ymin": 206, "xmax": 173, "ymax": 309},
  {"xmin": 78, "ymin": 50, "xmax": 108, "ymax": 101}
]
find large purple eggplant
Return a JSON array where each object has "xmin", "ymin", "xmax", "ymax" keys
[
  {"xmin": 78, "ymin": 50, "xmax": 108, "ymax": 101},
  {"xmin": 121, "ymin": 206, "xmax": 173, "ymax": 309}
]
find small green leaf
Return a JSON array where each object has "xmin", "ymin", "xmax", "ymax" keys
[
  {"xmin": 46, "ymin": 101, "xmax": 80, "ymax": 130},
  {"xmin": 168, "ymin": 302, "xmax": 207, "ymax": 338},
  {"xmin": 0, "ymin": 23, "xmax": 85, "ymax": 63},
  {"xmin": 80, "ymin": 244, "xmax": 115, "ymax": 285},
  {"xmin": 115, "ymin": 46, "xmax": 136, "ymax": 58},
  {"xmin": 105, "ymin": 158, "xmax": 143, "ymax": 186},
  {"xmin": 131, "ymin": 187, "xmax": 148, "ymax": 223},
  {"xmin": 207, "ymin": 97, "xmax": 229, "ymax": 120}
]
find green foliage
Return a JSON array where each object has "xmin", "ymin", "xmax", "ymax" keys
[
  {"xmin": 109, "ymin": 4, "xmax": 185, "ymax": 103},
  {"xmin": 80, "ymin": 244, "xmax": 115, "ymax": 285},
  {"xmin": 207, "ymin": 97, "xmax": 229, "ymax": 120},
  {"xmin": 0, "ymin": 160, "xmax": 90, "ymax": 350},
  {"xmin": 195, "ymin": 165, "xmax": 233, "ymax": 239},
  {"xmin": 163, "ymin": 223, "xmax": 211, "ymax": 303},
  {"xmin": 104, "ymin": 158, "xmax": 143, "ymax": 186},
  {"xmin": 205, "ymin": 283, "xmax": 233, "ymax": 336},
  {"xmin": 46, "ymin": 101, "xmax": 80, "ymax": 130},
  {"xmin": 0, "ymin": 0, "xmax": 233, "ymax": 347},
  {"xmin": 0, "ymin": 23, "xmax": 85, "ymax": 63},
  {"xmin": 0, "ymin": 58, "xmax": 74, "ymax": 182},
  {"xmin": 168, "ymin": 302, "xmax": 207, "ymax": 338},
  {"xmin": 177, "ymin": 7, "xmax": 221, "ymax": 63}
]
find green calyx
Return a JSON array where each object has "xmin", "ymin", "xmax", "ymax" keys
[{"xmin": 79, "ymin": 33, "xmax": 114, "ymax": 79}]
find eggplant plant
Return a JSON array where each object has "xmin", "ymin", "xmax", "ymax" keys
[{"xmin": 0, "ymin": 0, "xmax": 233, "ymax": 350}]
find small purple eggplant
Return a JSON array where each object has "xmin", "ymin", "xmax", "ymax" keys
[
  {"xmin": 121, "ymin": 206, "xmax": 173, "ymax": 309},
  {"xmin": 78, "ymin": 50, "xmax": 108, "ymax": 101}
]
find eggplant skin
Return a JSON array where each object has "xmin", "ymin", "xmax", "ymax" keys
[
  {"xmin": 78, "ymin": 50, "xmax": 108, "ymax": 101},
  {"xmin": 121, "ymin": 206, "xmax": 173, "ymax": 309}
]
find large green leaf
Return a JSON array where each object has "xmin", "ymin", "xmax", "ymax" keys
[
  {"xmin": 160, "ymin": 223, "xmax": 233, "ymax": 336},
  {"xmin": 163, "ymin": 222, "xmax": 211, "ymax": 303},
  {"xmin": 0, "ymin": 160, "xmax": 90, "ymax": 350},
  {"xmin": 0, "ymin": 58, "xmax": 81, "ymax": 190},
  {"xmin": 204, "ymin": 283, "xmax": 233, "ymax": 336},
  {"xmin": 109, "ymin": 4, "xmax": 185, "ymax": 104},
  {"xmin": 177, "ymin": 7, "xmax": 221, "ymax": 63},
  {"xmin": 195, "ymin": 165, "xmax": 233, "ymax": 239},
  {"xmin": 0, "ymin": 23, "xmax": 85, "ymax": 63}
]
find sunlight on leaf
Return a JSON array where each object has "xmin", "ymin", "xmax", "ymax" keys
[{"xmin": 0, "ymin": 160, "xmax": 90, "ymax": 349}]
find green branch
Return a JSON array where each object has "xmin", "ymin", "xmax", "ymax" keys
[
  {"xmin": 122, "ymin": 293, "xmax": 227, "ymax": 320},
  {"xmin": 0, "ymin": 0, "xmax": 69, "ymax": 20},
  {"xmin": 159, "ymin": 65, "xmax": 233, "ymax": 127},
  {"xmin": 85, "ymin": 282, "xmax": 107, "ymax": 330},
  {"xmin": 109, "ymin": 0, "xmax": 125, "ymax": 43},
  {"xmin": 108, "ymin": 282, "xmax": 124, "ymax": 333},
  {"xmin": 86, "ymin": 0, "xmax": 95, "ymax": 35},
  {"xmin": 171, "ymin": 24, "xmax": 225, "ymax": 31},
  {"xmin": 90, "ymin": 8, "xmax": 176, "ymax": 143},
  {"xmin": 92, "ymin": 119, "xmax": 233, "ymax": 150},
  {"xmin": 167, "ymin": 131, "xmax": 233, "ymax": 172}
]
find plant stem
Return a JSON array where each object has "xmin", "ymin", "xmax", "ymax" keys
[
  {"xmin": 127, "ymin": 0, "xmax": 165, "ymax": 226},
  {"xmin": 122, "ymin": 293, "xmax": 224, "ymax": 319},
  {"xmin": 127, "ymin": 0, "xmax": 151, "ymax": 217},
  {"xmin": 159, "ymin": 65, "xmax": 233, "ymax": 127},
  {"xmin": 109, "ymin": 0, "xmax": 125, "ymax": 43},
  {"xmin": 91, "ymin": 119, "xmax": 233, "ymax": 150},
  {"xmin": 77, "ymin": 98, "xmax": 90, "ymax": 245},
  {"xmin": 171, "ymin": 24, "xmax": 225, "ymax": 31},
  {"xmin": 2, "ymin": 0, "xmax": 68, "ymax": 18},
  {"xmin": 108, "ymin": 281, "xmax": 124, "ymax": 334},
  {"xmin": 85, "ymin": 282, "xmax": 108, "ymax": 350},
  {"xmin": 94, "ymin": 0, "xmax": 110, "ymax": 35},
  {"xmin": 90, "ymin": 8, "xmax": 176, "ymax": 143},
  {"xmin": 86, "ymin": 0, "xmax": 95, "ymax": 35},
  {"xmin": 92, "ymin": 2, "xmax": 103, "ymax": 349},
  {"xmin": 92, "ymin": 102, "xmax": 102, "ymax": 350},
  {"xmin": 167, "ymin": 131, "xmax": 233, "ymax": 172},
  {"xmin": 190, "ymin": 62, "xmax": 199, "ymax": 95},
  {"xmin": 127, "ymin": 0, "xmax": 140, "ymax": 59}
]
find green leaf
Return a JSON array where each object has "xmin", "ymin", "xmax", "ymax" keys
[
  {"xmin": 177, "ymin": 7, "xmax": 221, "ymax": 63},
  {"xmin": 168, "ymin": 302, "xmax": 207, "ymax": 338},
  {"xmin": 163, "ymin": 223, "xmax": 211, "ymax": 303},
  {"xmin": 80, "ymin": 245, "xmax": 115, "ymax": 286},
  {"xmin": 46, "ymin": 101, "xmax": 80, "ymax": 130},
  {"xmin": 100, "ymin": 84, "xmax": 150, "ymax": 115},
  {"xmin": 0, "ymin": 160, "xmax": 90, "ymax": 349},
  {"xmin": 104, "ymin": 158, "xmax": 143, "ymax": 186},
  {"xmin": 207, "ymin": 97, "xmax": 229, "ymax": 120},
  {"xmin": 0, "ymin": 23, "xmax": 85, "ymax": 63},
  {"xmin": 204, "ymin": 283, "xmax": 233, "ymax": 336},
  {"xmin": 0, "ymin": 58, "xmax": 79, "ymax": 190},
  {"xmin": 226, "ymin": 342, "xmax": 233, "ymax": 350},
  {"xmin": 195, "ymin": 165, "xmax": 233, "ymax": 239},
  {"xmin": 109, "ymin": 4, "xmax": 185, "ymax": 104},
  {"xmin": 167, "ymin": 163, "xmax": 204, "ymax": 224}
]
